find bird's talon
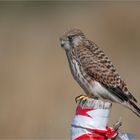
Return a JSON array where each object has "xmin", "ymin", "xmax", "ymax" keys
[{"xmin": 75, "ymin": 95, "xmax": 92, "ymax": 103}]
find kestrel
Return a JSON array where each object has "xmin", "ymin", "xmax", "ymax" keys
[{"xmin": 60, "ymin": 28, "xmax": 140, "ymax": 117}]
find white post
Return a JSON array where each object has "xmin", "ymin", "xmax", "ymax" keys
[{"xmin": 71, "ymin": 98, "xmax": 136, "ymax": 140}]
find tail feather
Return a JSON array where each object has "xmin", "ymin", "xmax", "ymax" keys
[
  {"xmin": 128, "ymin": 100, "xmax": 140, "ymax": 117},
  {"xmin": 128, "ymin": 92, "xmax": 137, "ymax": 103}
]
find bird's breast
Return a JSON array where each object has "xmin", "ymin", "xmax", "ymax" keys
[
  {"xmin": 66, "ymin": 52, "xmax": 118, "ymax": 101},
  {"xmin": 66, "ymin": 52, "xmax": 93, "ymax": 95}
]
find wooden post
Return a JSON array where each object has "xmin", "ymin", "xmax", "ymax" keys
[{"xmin": 71, "ymin": 98, "xmax": 136, "ymax": 140}]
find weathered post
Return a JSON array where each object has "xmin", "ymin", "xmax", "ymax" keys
[{"xmin": 71, "ymin": 99, "xmax": 136, "ymax": 140}]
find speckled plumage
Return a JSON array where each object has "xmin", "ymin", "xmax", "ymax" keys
[{"xmin": 60, "ymin": 28, "xmax": 140, "ymax": 117}]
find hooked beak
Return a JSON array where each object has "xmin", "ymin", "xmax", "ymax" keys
[{"xmin": 61, "ymin": 40, "xmax": 65, "ymax": 48}]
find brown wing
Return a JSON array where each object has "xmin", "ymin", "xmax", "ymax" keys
[{"xmin": 75, "ymin": 42, "xmax": 137, "ymax": 102}]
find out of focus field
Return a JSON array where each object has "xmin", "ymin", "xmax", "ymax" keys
[{"xmin": 0, "ymin": 1, "xmax": 139, "ymax": 139}]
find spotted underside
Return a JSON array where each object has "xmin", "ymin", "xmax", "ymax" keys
[{"xmin": 68, "ymin": 40, "xmax": 137, "ymax": 103}]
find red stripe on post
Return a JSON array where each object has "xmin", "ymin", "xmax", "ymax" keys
[
  {"xmin": 75, "ymin": 133, "xmax": 106, "ymax": 140},
  {"xmin": 76, "ymin": 106, "xmax": 95, "ymax": 118}
]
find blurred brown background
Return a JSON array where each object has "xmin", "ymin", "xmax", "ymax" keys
[{"xmin": 0, "ymin": 1, "xmax": 140, "ymax": 139}]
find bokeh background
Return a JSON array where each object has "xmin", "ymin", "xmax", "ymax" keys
[{"xmin": 0, "ymin": 1, "xmax": 140, "ymax": 139}]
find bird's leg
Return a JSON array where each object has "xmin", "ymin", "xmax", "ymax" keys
[{"xmin": 75, "ymin": 94, "xmax": 95, "ymax": 103}]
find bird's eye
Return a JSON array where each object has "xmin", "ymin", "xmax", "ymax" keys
[{"xmin": 68, "ymin": 36, "xmax": 73, "ymax": 42}]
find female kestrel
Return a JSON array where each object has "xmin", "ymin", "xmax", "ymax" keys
[{"xmin": 60, "ymin": 28, "xmax": 140, "ymax": 117}]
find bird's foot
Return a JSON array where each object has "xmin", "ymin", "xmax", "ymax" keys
[{"xmin": 75, "ymin": 95, "xmax": 93, "ymax": 103}]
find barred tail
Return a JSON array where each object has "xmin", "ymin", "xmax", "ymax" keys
[{"xmin": 128, "ymin": 100, "xmax": 140, "ymax": 117}]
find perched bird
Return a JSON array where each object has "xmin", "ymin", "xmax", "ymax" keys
[{"xmin": 60, "ymin": 28, "xmax": 140, "ymax": 117}]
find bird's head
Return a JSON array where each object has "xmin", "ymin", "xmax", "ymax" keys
[{"xmin": 60, "ymin": 29, "xmax": 85, "ymax": 51}]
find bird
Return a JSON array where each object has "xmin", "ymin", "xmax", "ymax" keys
[{"xmin": 60, "ymin": 28, "xmax": 140, "ymax": 117}]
